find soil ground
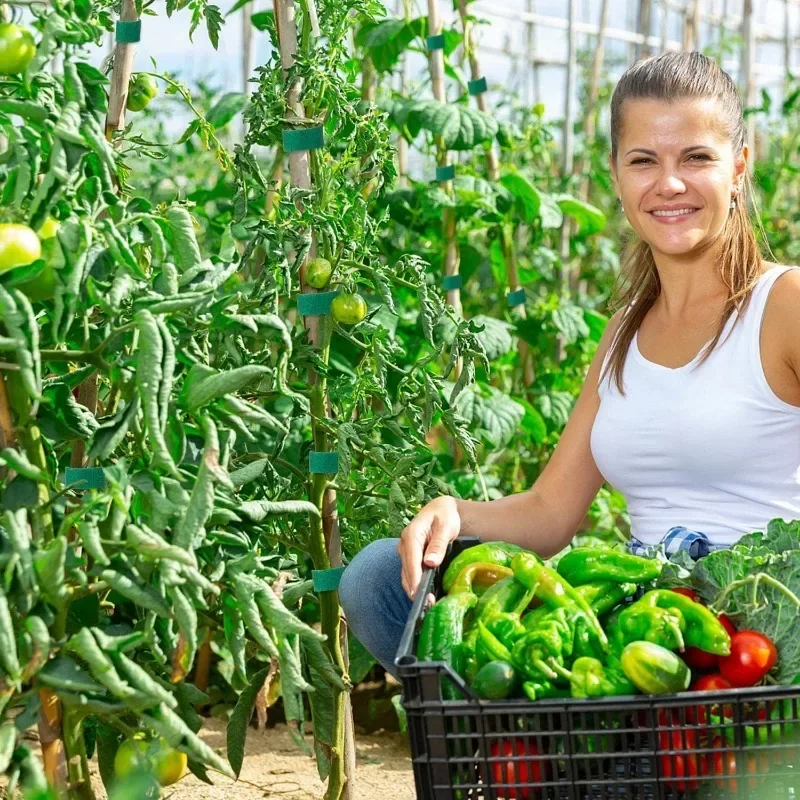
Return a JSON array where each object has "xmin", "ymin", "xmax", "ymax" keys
[{"xmin": 89, "ymin": 716, "xmax": 417, "ymax": 800}]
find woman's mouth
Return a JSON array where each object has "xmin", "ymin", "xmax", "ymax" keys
[{"xmin": 648, "ymin": 207, "xmax": 699, "ymax": 223}]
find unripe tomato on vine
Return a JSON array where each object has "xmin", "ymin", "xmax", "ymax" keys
[
  {"xmin": 0, "ymin": 23, "xmax": 36, "ymax": 75},
  {"xmin": 305, "ymin": 257, "xmax": 332, "ymax": 289},
  {"xmin": 0, "ymin": 224, "xmax": 41, "ymax": 273},
  {"xmin": 331, "ymin": 292, "xmax": 367, "ymax": 325},
  {"xmin": 127, "ymin": 74, "xmax": 158, "ymax": 112}
]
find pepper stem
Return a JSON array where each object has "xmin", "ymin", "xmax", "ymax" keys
[
  {"xmin": 547, "ymin": 659, "xmax": 572, "ymax": 681},
  {"xmin": 532, "ymin": 658, "xmax": 558, "ymax": 680}
]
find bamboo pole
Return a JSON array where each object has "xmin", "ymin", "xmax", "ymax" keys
[
  {"xmin": 105, "ymin": 0, "xmax": 139, "ymax": 136},
  {"xmin": 242, "ymin": 2, "xmax": 254, "ymax": 99},
  {"xmin": 525, "ymin": 0, "xmax": 539, "ymax": 105},
  {"xmin": 660, "ymin": 0, "xmax": 670, "ymax": 53},
  {"xmin": 784, "ymin": 0, "xmax": 792, "ymax": 84},
  {"xmin": 741, "ymin": 0, "xmax": 756, "ymax": 162},
  {"xmin": 636, "ymin": 0, "xmax": 652, "ymax": 58},
  {"xmin": 395, "ymin": 0, "xmax": 410, "ymax": 186},
  {"xmin": 273, "ymin": 2, "xmax": 354, "ymax": 798},
  {"xmin": 426, "ymin": 0, "xmax": 463, "ymax": 339},
  {"xmin": 683, "ymin": 0, "xmax": 701, "ymax": 50}
]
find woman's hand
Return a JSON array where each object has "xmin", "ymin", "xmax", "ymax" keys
[{"xmin": 398, "ymin": 496, "xmax": 461, "ymax": 599}]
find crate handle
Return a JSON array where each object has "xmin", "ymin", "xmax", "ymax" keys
[{"xmin": 395, "ymin": 566, "xmax": 435, "ymax": 668}]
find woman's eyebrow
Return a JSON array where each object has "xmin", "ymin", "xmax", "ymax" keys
[{"xmin": 624, "ymin": 145, "xmax": 716, "ymax": 157}]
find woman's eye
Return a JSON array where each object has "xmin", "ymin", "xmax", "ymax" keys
[
  {"xmin": 631, "ymin": 158, "xmax": 652, "ymax": 165},
  {"xmin": 688, "ymin": 153, "xmax": 710, "ymax": 161}
]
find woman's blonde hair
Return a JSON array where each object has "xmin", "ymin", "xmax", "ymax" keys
[{"xmin": 600, "ymin": 50, "xmax": 764, "ymax": 395}]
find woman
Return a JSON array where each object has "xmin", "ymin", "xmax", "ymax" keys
[{"xmin": 339, "ymin": 51, "xmax": 800, "ymax": 677}]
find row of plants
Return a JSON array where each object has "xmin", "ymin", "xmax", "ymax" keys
[{"xmin": 2, "ymin": 0, "xmax": 800, "ymax": 797}]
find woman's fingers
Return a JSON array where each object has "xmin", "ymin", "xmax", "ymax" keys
[
  {"xmin": 422, "ymin": 514, "xmax": 456, "ymax": 568},
  {"xmin": 399, "ymin": 511, "xmax": 432, "ymax": 599}
]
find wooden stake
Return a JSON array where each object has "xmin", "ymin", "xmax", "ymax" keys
[
  {"xmin": 105, "ymin": 0, "xmax": 139, "ymax": 137},
  {"xmin": 273, "ymin": 1, "xmax": 355, "ymax": 797},
  {"xmin": 741, "ymin": 0, "xmax": 756, "ymax": 162},
  {"xmin": 636, "ymin": 0, "xmax": 652, "ymax": 59},
  {"xmin": 426, "ymin": 0, "xmax": 462, "ymax": 332}
]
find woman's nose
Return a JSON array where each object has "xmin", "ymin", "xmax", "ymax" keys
[{"xmin": 655, "ymin": 168, "xmax": 686, "ymax": 196}]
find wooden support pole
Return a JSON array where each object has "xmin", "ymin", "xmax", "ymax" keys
[
  {"xmin": 105, "ymin": 0, "xmax": 139, "ymax": 136},
  {"xmin": 273, "ymin": 1, "xmax": 355, "ymax": 797},
  {"xmin": 427, "ymin": 0, "xmax": 462, "ymax": 332},
  {"xmin": 525, "ymin": 0, "xmax": 539, "ymax": 105},
  {"xmin": 637, "ymin": 0, "xmax": 652, "ymax": 59},
  {"xmin": 741, "ymin": 0, "xmax": 756, "ymax": 162}
]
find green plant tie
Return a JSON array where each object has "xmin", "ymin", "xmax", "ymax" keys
[
  {"xmin": 115, "ymin": 20, "xmax": 141, "ymax": 43},
  {"xmin": 297, "ymin": 290, "xmax": 339, "ymax": 317},
  {"xmin": 426, "ymin": 34, "xmax": 445, "ymax": 50},
  {"xmin": 65, "ymin": 467, "xmax": 106, "ymax": 490},
  {"xmin": 468, "ymin": 77, "xmax": 488, "ymax": 96},
  {"xmin": 507, "ymin": 288, "xmax": 526, "ymax": 307},
  {"xmin": 282, "ymin": 126, "xmax": 325, "ymax": 153},
  {"xmin": 309, "ymin": 451, "xmax": 339, "ymax": 474},
  {"xmin": 435, "ymin": 164, "xmax": 455, "ymax": 182},
  {"xmin": 312, "ymin": 567, "xmax": 346, "ymax": 592},
  {"xmin": 442, "ymin": 274, "xmax": 462, "ymax": 291}
]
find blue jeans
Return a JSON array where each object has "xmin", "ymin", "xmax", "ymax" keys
[{"xmin": 339, "ymin": 538, "xmax": 411, "ymax": 679}]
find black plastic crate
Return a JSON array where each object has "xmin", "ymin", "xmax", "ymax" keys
[{"xmin": 395, "ymin": 538, "xmax": 800, "ymax": 799}]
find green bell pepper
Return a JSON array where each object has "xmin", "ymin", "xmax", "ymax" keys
[
  {"xmin": 442, "ymin": 542, "xmax": 524, "ymax": 593},
  {"xmin": 556, "ymin": 548, "xmax": 662, "ymax": 586}
]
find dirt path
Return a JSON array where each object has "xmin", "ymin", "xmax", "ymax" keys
[{"xmin": 90, "ymin": 718, "xmax": 417, "ymax": 800}]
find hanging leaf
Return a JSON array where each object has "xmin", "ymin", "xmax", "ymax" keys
[
  {"xmin": 470, "ymin": 315, "xmax": 514, "ymax": 360},
  {"xmin": 500, "ymin": 174, "xmax": 541, "ymax": 223},
  {"xmin": 552, "ymin": 303, "xmax": 590, "ymax": 345},
  {"xmin": 206, "ymin": 93, "xmax": 248, "ymax": 129},
  {"xmin": 555, "ymin": 195, "xmax": 607, "ymax": 235}
]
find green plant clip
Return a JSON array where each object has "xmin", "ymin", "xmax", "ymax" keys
[
  {"xmin": 507, "ymin": 288, "xmax": 526, "ymax": 307},
  {"xmin": 309, "ymin": 451, "xmax": 339, "ymax": 474},
  {"xmin": 115, "ymin": 20, "xmax": 141, "ymax": 43},
  {"xmin": 65, "ymin": 467, "xmax": 106, "ymax": 491},
  {"xmin": 435, "ymin": 164, "xmax": 455, "ymax": 182},
  {"xmin": 312, "ymin": 567, "xmax": 346, "ymax": 593},
  {"xmin": 426, "ymin": 34, "xmax": 445, "ymax": 50},
  {"xmin": 297, "ymin": 290, "xmax": 339, "ymax": 317},
  {"xmin": 442, "ymin": 274, "xmax": 462, "ymax": 291},
  {"xmin": 468, "ymin": 77, "xmax": 488, "ymax": 96},
  {"xmin": 282, "ymin": 126, "xmax": 325, "ymax": 153}
]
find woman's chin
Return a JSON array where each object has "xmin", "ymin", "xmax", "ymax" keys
[{"xmin": 647, "ymin": 236, "xmax": 707, "ymax": 258}]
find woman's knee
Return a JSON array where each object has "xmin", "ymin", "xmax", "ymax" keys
[{"xmin": 339, "ymin": 537, "xmax": 401, "ymax": 621}]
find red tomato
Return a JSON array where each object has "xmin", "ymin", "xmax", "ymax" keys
[
  {"xmin": 688, "ymin": 674, "xmax": 733, "ymax": 724},
  {"xmin": 489, "ymin": 738, "xmax": 542, "ymax": 799},
  {"xmin": 718, "ymin": 614, "xmax": 736, "ymax": 636},
  {"xmin": 719, "ymin": 631, "xmax": 778, "ymax": 687},
  {"xmin": 682, "ymin": 646, "xmax": 718, "ymax": 671},
  {"xmin": 659, "ymin": 725, "xmax": 705, "ymax": 791},
  {"xmin": 670, "ymin": 587, "xmax": 700, "ymax": 601},
  {"xmin": 709, "ymin": 737, "xmax": 739, "ymax": 791}
]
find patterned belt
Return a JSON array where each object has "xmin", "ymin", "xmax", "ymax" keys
[{"xmin": 627, "ymin": 526, "xmax": 729, "ymax": 560}]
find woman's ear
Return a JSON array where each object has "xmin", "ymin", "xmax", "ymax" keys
[{"xmin": 734, "ymin": 144, "xmax": 749, "ymax": 184}]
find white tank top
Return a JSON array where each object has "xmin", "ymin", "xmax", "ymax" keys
[{"xmin": 590, "ymin": 265, "xmax": 800, "ymax": 546}]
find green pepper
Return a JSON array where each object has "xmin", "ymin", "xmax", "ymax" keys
[
  {"xmin": 416, "ymin": 592, "xmax": 477, "ymax": 699},
  {"xmin": 511, "ymin": 552, "xmax": 608, "ymax": 652},
  {"xmin": 613, "ymin": 589, "xmax": 731, "ymax": 656},
  {"xmin": 442, "ymin": 542, "xmax": 524, "ymax": 593},
  {"xmin": 476, "ymin": 620, "xmax": 513, "ymax": 664},
  {"xmin": 511, "ymin": 607, "xmax": 576, "ymax": 682},
  {"xmin": 577, "ymin": 581, "xmax": 637, "ymax": 615},
  {"xmin": 474, "ymin": 576, "xmax": 536, "ymax": 619},
  {"xmin": 522, "ymin": 679, "xmax": 570, "ymax": 701},
  {"xmin": 556, "ymin": 547, "xmax": 662, "ymax": 586},
  {"xmin": 619, "ymin": 641, "xmax": 691, "ymax": 695},
  {"xmin": 448, "ymin": 562, "xmax": 513, "ymax": 596},
  {"xmin": 556, "ymin": 655, "xmax": 636, "ymax": 698},
  {"xmin": 613, "ymin": 598, "xmax": 686, "ymax": 652},
  {"xmin": 647, "ymin": 590, "xmax": 731, "ymax": 655}
]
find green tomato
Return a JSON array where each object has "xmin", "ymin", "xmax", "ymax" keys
[
  {"xmin": 15, "ymin": 262, "xmax": 55, "ymax": 302},
  {"xmin": 114, "ymin": 738, "xmax": 149, "ymax": 778},
  {"xmin": 37, "ymin": 217, "xmax": 60, "ymax": 240},
  {"xmin": 331, "ymin": 292, "xmax": 367, "ymax": 325},
  {"xmin": 0, "ymin": 224, "xmax": 41, "ymax": 273},
  {"xmin": 0, "ymin": 24, "xmax": 36, "ymax": 75},
  {"xmin": 126, "ymin": 74, "xmax": 158, "ymax": 112},
  {"xmin": 306, "ymin": 257, "xmax": 332, "ymax": 289}
]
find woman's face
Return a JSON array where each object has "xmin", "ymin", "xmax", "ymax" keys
[{"xmin": 610, "ymin": 97, "xmax": 747, "ymax": 258}]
